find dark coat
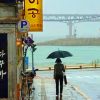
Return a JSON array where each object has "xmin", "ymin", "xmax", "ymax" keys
[{"xmin": 54, "ymin": 63, "xmax": 65, "ymax": 78}]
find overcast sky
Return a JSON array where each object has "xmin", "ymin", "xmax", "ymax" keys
[{"xmin": 29, "ymin": 0, "xmax": 100, "ymax": 42}]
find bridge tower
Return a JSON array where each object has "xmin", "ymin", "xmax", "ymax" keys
[{"xmin": 67, "ymin": 21, "xmax": 73, "ymax": 38}]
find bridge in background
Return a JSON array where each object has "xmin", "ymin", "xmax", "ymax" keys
[{"xmin": 43, "ymin": 14, "xmax": 100, "ymax": 38}]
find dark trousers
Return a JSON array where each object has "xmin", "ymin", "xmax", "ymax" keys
[{"xmin": 55, "ymin": 75, "xmax": 63, "ymax": 95}]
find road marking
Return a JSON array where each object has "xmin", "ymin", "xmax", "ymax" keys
[
  {"xmin": 70, "ymin": 84, "xmax": 91, "ymax": 100},
  {"xmin": 68, "ymin": 75, "xmax": 100, "ymax": 79},
  {"xmin": 41, "ymin": 78, "xmax": 47, "ymax": 100}
]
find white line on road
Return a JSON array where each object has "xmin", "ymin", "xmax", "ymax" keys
[{"xmin": 70, "ymin": 84, "xmax": 92, "ymax": 100}]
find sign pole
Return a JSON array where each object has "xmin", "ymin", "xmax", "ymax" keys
[{"xmin": 32, "ymin": 48, "xmax": 34, "ymax": 72}]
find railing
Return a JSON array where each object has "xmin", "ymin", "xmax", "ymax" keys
[{"xmin": 36, "ymin": 64, "xmax": 100, "ymax": 71}]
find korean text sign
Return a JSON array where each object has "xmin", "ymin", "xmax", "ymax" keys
[
  {"xmin": 25, "ymin": 0, "xmax": 43, "ymax": 31},
  {"xmin": 0, "ymin": 34, "xmax": 8, "ymax": 98}
]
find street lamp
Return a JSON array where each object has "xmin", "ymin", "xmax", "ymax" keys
[{"xmin": 16, "ymin": 38, "xmax": 22, "ymax": 46}]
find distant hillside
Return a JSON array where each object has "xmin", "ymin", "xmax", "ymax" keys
[{"xmin": 37, "ymin": 38, "xmax": 100, "ymax": 46}]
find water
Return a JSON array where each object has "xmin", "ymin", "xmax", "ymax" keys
[{"xmin": 26, "ymin": 46, "xmax": 100, "ymax": 69}]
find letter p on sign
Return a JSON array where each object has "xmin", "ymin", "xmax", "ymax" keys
[
  {"xmin": 17, "ymin": 20, "xmax": 30, "ymax": 33},
  {"xmin": 21, "ymin": 21, "xmax": 27, "ymax": 28}
]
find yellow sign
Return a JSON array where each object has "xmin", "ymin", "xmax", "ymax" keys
[{"xmin": 25, "ymin": 0, "xmax": 43, "ymax": 32}]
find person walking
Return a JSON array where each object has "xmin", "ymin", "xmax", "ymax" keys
[{"xmin": 54, "ymin": 58, "xmax": 65, "ymax": 98}]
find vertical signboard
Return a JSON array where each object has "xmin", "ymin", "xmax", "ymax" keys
[
  {"xmin": 0, "ymin": 34, "xmax": 8, "ymax": 98},
  {"xmin": 25, "ymin": 0, "xmax": 43, "ymax": 31},
  {"xmin": 25, "ymin": 57, "xmax": 29, "ymax": 69}
]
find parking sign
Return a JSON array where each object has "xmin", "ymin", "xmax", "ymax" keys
[{"xmin": 17, "ymin": 19, "xmax": 30, "ymax": 33}]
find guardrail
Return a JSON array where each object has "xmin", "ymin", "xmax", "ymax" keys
[{"xmin": 36, "ymin": 64, "xmax": 100, "ymax": 71}]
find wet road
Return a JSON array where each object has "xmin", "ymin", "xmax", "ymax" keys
[
  {"xmin": 27, "ymin": 68, "xmax": 100, "ymax": 100},
  {"xmin": 67, "ymin": 68, "xmax": 100, "ymax": 100},
  {"xmin": 31, "ymin": 78, "xmax": 85, "ymax": 100}
]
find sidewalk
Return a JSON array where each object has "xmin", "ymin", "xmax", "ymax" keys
[{"xmin": 26, "ymin": 76, "xmax": 88, "ymax": 100}]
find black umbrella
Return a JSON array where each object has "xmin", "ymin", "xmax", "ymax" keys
[{"xmin": 47, "ymin": 50, "xmax": 72, "ymax": 59}]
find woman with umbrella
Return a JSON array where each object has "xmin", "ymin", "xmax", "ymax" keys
[
  {"xmin": 47, "ymin": 50, "xmax": 72, "ymax": 99},
  {"xmin": 54, "ymin": 58, "xmax": 65, "ymax": 98}
]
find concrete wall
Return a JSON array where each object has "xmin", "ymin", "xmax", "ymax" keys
[{"xmin": 0, "ymin": 4, "xmax": 18, "ymax": 100}]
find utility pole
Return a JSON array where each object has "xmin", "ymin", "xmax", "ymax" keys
[{"xmin": 31, "ymin": 44, "xmax": 37, "ymax": 73}]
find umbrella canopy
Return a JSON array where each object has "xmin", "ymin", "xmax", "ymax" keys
[{"xmin": 47, "ymin": 50, "xmax": 73, "ymax": 59}]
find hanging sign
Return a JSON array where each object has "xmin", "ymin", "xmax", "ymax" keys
[
  {"xmin": 25, "ymin": 0, "xmax": 43, "ymax": 32},
  {"xmin": 0, "ymin": 33, "xmax": 8, "ymax": 98}
]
